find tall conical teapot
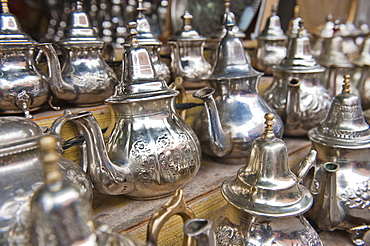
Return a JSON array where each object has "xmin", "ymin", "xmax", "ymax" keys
[
  {"xmin": 211, "ymin": 113, "xmax": 322, "ymax": 245},
  {"xmin": 51, "ymin": 22, "xmax": 201, "ymax": 200},
  {"xmin": 0, "ymin": 0, "xmax": 62, "ymax": 118},
  {"xmin": 306, "ymin": 76, "xmax": 370, "ymax": 231}
]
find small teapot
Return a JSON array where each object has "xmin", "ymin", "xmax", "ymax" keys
[
  {"xmin": 306, "ymin": 76, "xmax": 370, "ymax": 231},
  {"xmin": 193, "ymin": 18, "xmax": 283, "ymax": 164},
  {"xmin": 51, "ymin": 22, "xmax": 201, "ymax": 200},
  {"xmin": 211, "ymin": 114, "xmax": 323, "ymax": 245},
  {"xmin": 50, "ymin": 0, "xmax": 118, "ymax": 106},
  {"xmin": 29, "ymin": 137, "xmax": 206, "ymax": 245},
  {"xmin": 0, "ymin": 0, "xmax": 62, "ymax": 118},
  {"xmin": 0, "ymin": 117, "xmax": 92, "ymax": 245},
  {"xmin": 263, "ymin": 21, "xmax": 331, "ymax": 136}
]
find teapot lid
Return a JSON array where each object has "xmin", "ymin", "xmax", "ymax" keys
[
  {"xmin": 57, "ymin": 0, "xmax": 102, "ymax": 45},
  {"xmin": 274, "ymin": 21, "xmax": 325, "ymax": 73},
  {"xmin": 221, "ymin": 113, "xmax": 313, "ymax": 217},
  {"xmin": 124, "ymin": 0, "xmax": 161, "ymax": 46},
  {"xmin": 258, "ymin": 4, "xmax": 287, "ymax": 41},
  {"xmin": 308, "ymin": 75, "xmax": 370, "ymax": 148},
  {"xmin": 313, "ymin": 14, "xmax": 335, "ymax": 38},
  {"xmin": 286, "ymin": 5, "xmax": 309, "ymax": 38},
  {"xmin": 0, "ymin": 0, "xmax": 36, "ymax": 45},
  {"xmin": 169, "ymin": 10, "xmax": 206, "ymax": 42},
  {"xmin": 207, "ymin": 18, "xmax": 261, "ymax": 80},
  {"xmin": 351, "ymin": 34, "xmax": 370, "ymax": 66},
  {"xmin": 106, "ymin": 22, "xmax": 176, "ymax": 103}
]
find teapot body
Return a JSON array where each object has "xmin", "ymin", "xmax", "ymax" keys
[
  {"xmin": 105, "ymin": 94, "xmax": 201, "ymax": 199},
  {"xmin": 255, "ymin": 39, "xmax": 287, "ymax": 75}
]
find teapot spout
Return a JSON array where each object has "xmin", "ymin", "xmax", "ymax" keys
[
  {"xmin": 193, "ymin": 88, "xmax": 232, "ymax": 157},
  {"xmin": 285, "ymin": 78, "xmax": 302, "ymax": 132},
  {"xmin": 311, "ymin": 162, "xmax": 345, "ymax": 231},
  {"xmin": 184, "ymin": 219, "xmax": 216, "ymax": 246},
  {"xmin": 51, "ymin": 110, "xmax": 135, "ymax": 195}
]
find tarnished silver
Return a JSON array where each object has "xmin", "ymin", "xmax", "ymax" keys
[
  {"xmin": 0, "ymin": 0, "xmax": 61, "ymax": 118},
  {"xmin": 352, "ymin": 34, "xmax": 370, "ymax": 110},
  {"xmin": 0, "ymin": 117, "xmax": 92, "ymax": 246},
  {"xmin": 263, "ymin": 22, "xmax": 331, "ymax": 136},
  {"xmin": 193, "ymin": 20, "xmax": 283, "ymax": 164},
  {"xmin": 51, "ymin": 22, "xmax": 201, "ymax": 200},
  {"xmin": 212, "ymin": 113, "xmax": 322, "ymax": 246},
  {"xmin": 318, "ymin": 24, "xmax": 357, "ymax": 98},
  {"xmin": 125, "ymin": 0, "xmax": 170, "ymax": 84},
  {"xmin": 51, "ymin": 0, "xmax": 118, "ymax": 106},
  {"xmin": 169, "ymin": 10, "xmax": 212, "ymax": 89},
  {"xmin": 306, "ymin": 76, "xmax": 370, "ymax": 230},
  {"xmin": 254, "ymin": 4, "xmax": 287, "ymax": 75}
]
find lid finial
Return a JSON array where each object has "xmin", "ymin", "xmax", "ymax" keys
[
  {"xmin": 1, "ymin": 0, "xmax": 9, "ymax": 13},
  {"xmin": 271, "ymin": 3, "xmax": 278, "ymax": 15},
  {"xmin": 39, "ymin": 135, "xmax": 62, "ymax": 185},
  {"xmin": 262, "ymin": 113, "xmax": 275, "ymax": 139},
  {"xmin": 342, "ymin": 75, "xmax": 351, "ymax": 93},
  {"xmin": 128, "ymin": 21, "xmax": 139, "ymax": 48}
]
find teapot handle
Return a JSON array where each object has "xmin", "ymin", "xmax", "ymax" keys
[{"xmin": 146, "ymin": 189, "xmax": 196, "ymax": 246}]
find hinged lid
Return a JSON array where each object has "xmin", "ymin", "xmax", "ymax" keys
[{"xmin": 258, "ymin": 4, "xmax": 287, "ymax": 41}]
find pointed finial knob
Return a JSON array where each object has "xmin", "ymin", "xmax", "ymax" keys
[
  {"xmin": 224, "ymin": 0, "xmax": 231, "ymax": 13},
  {"xmin": 342, "ymin": 75, "xmax": 351, "ymax": 93},
  {"xmin": 294, "ymin": 5, "xmax": 300, "ymax": 18},
  {"xmin": 271, "ymin": 3, "xmax": 278, "ymax": 15},
  {"xmin": 39, "ymin": 135, "xmax": 62, "ymax": 185},
  {"xmin": 262, "ymin": 113, "xmax": 275, "ymax": 139},
  {"xmin": 76, "ymin": 0, "xmax": 83, "ymax": 10},
  {"xmin": 1, "ymin": 0, "xmax": 9, "ymax": 13},
  {"xmin": 137, "ymin": 0, "xmax": 145, "ymax": 16},
  {"xmin": 128, "ymin": 21, "xmax": 139, "ymax": 47}
]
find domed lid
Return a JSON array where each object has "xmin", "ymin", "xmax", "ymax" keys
[
  {"xmin": 124, "ymin": 0, "xmax": 161, "ymax": 46},
  {"xmin": 169, "ymin": 10, "xmax": 206, "ymax": 42},
  {"xmin": 57, "ymin": 0, "xmax": 102, "ymax": 45},
  {"xmin": 0, "ymin": 116, "xmax": 43, "ymax": 157},
  {"xmin": 313, "ymin": 14, "xmax": 335, "ymax": 38},
  {"xmin": 308, "ymin": 75, "xmax": 370, "ymax": 148},
  {"xmin": 207, "ymin": 18, "xmax": 261, "ymax": 80},
  {"xmin": 106, "ymin": 22, "xmax": 176, "ymax": 103},
  {"xmin": 258, "ymin": 4, "xmax": 287, "ymax": 41},
  {"xmin": 221, "ymin": 113, "xmax": 313, "ymax": 217},
  {"xmin": 286, "ymin": 5, "xmax": 309, "ymax": 37},
  {"xmin": 0, "ymin": 0, "xmax": 36, "ymax": 45},
  {"xmin": 317, "ymin": 24, "xmax": 354, "ymax": 68},
  {"xmin": 351, "ymin": 34, "xmax": 370, "ymax": 66},
  {"xmin": 273, "ymin": 21, "xmax": 325, "ymax": 73}
]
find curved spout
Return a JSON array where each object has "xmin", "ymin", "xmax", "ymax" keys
[
  {"xmin": 285, "ymin": 78, "xmax": 301, "ymax": 130},
  {"xmin": 193, "ymin": 88, "xmax": 232, "ymax": 157},
  {"xmin": 51, "ymin": 110, "xmax": 135, "ymax": 195},
  {"xmin": 184, "ymin": 219, "xmax": 216, "ymax": 246},
  {"xmin": 311, "ymin": 162, "xmax": 345, "ymax": 231}
]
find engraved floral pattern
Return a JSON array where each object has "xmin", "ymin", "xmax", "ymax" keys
[{"xmin": 340, "ymin": 179, "xmax": 370, "ymax": 209}]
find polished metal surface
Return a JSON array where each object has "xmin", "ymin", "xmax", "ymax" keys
[
  {"xmin": 193, "ymin": 20, "xmax": 283, "ymax": 164},
  {"xmin": 52, "ymin": 0, "xmax": 118, "ymax": 106},
  {"xmin": 0, "ymin": 117, "xmax": 92, "ymax": 246},
  {"xmin": 0, "ymin": 0, "xmax": 56, "ymax": 118},
  {"xmin": 255, "ymin": 4, "xmax": 287, "ymax": 75},
  {"xmin": 184, "ymin": 219, "xmax": 216, "ymax": 246},
  {"xmin": 51, "ymin": 23, "xmax": 201, "ymax": 200},
  {"xmin": 306, "ymin": 77, "xmax": 370, "ymax": 230},
  {"xmin": 212, "ymin": 114, "xmax": 322, "ymax": 245},
  {"xmin": 311, "ymin": 14, "xmax": 335, "ymax": 58},
  {"xmin": 264, "ymin": 22, "xmax": 331, "ymax": 136},
  {"xmin": 286, "ymin": 6, "xmax": 309, "ymax": 38},
  {"xmin": 169, "ymin": 10, "xmax": 212, "ymax": 89}
]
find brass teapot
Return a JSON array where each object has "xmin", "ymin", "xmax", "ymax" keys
[
  {"xmin": 51, "ymin": 22, "xmax": 201, "ymax": 200},
  {"xmin": 0, "ymin": 0, "xmax": 62, "ymax": 118},
  {"xmin": 211, "ymin": 114, "xmax": 323, "ymax": 245},
  {"xmin": 49, "ymin": 0, "xmax": 118, "ymax": 106},
  {"xmin": 30, "ymin": 137, "xmax": 206, "ymax": 245},
  {"xmin": 306, "ymin": 76, "xmax": 370, "ymax": 231},
  {"xmin": 193, "ymin": 19, "xmax": 283, "ymax": 164},
  {"xmin": 0, "ymin": 117, "xmax": 92, "ymax": 245}
]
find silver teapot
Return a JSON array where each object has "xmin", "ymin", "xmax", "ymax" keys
[
  {"xmin": 0, "ymin": 117, "xmax": 92, "ymax": 245},
  {"xmin": 254, "ymin": 3, "xmax": 287, "ymax": 75},
  {"xmin": 0, "ymin": 0, "xmax": 61, "ymax": 118},
  {"xmin": 169, "ymin": 10, "xmax": 212, "ymax": 89},
  {"xmin": 211, "ymin": 113, "xmax": 323, "ymax": 245},
  {"xmin": 50, "ymin": 0, "xmax": 118, "ymax": 106},
  {"xmin": 311, "ymin": 14, "xmax": 335, "ymax": 58},
  {"xmin": 263, "ymin": 22, "xmax": 331, "ymax": 136},
  {"xmin": 51, "ymin": 22, "xmax": 201, "ymax": 200},
  {"xmin": 306, "ymin": 76, "xmax": 370, "ymax": 231},
  {"xmin": 193, "ymin": 19, "xmax": 283, "ymax": 164}
]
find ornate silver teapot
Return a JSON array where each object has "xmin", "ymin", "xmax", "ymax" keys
[
  {"xmin": 193, "ymin": 20, "xmax": 283, "ymax": 164},
  {"xmin": 50, "ymin": 0, "xmax": 118, "ymax": 106},
  {"xmin": 212, "ymin": 113, "xmax": 323, "ymax": 245},
  {"xmin": 51, "ymin": 22, "xmax": 201, "ymax": 200},
  {"xmin": 169, "ymin": 10, "xmax": 212, "ymax": 89},
  {"xmin": 0, "ymin": 117, "xmax": 92, "ymax": 245},
  {"xmin": 306, "ymin": 76, "xmax": 370, "ymax": 231},
  {"xmin": 254, "ymin": 4, "xmax": 287, "ymax": 75},
  {"xmin": 263, "ymin": 22, "xmax": 331, "ymax": 136},
  {"xmin": 311, "ymin": 14, "xmax": 335, "ymax": 58},
  {"xmin": 0, "ymin": 0, "xmax": 61, "ymax": 118},
  {"xmin": 30, "ymin": 136, "xmax": 205, "ymax": 246}
]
